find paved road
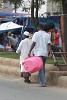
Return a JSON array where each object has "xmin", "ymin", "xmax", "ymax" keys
[{"xmin": 0, "ymin": 75, "xmax": 67, "ymax": 100}]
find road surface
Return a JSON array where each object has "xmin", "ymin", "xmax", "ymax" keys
[{"xmin": 0, "ymin": 74, "xmax": 67, "ymax": 100}]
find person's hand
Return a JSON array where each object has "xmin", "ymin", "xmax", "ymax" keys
[
  {"xmin": 28, "ymin": 51, "xmax": 31, "ymax": 57},
  {"xmin": 48, "ymin": 53, "xmax": 53, "ymax": 58}
]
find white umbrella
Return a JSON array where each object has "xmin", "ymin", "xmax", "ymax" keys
[{"xmin": 0, "ymin": 21, "xmax": 23, "ymax": 31}]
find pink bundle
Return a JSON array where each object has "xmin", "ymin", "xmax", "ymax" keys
[{"xmin": 22, "ymin": 56, "xmax": 43, "ymax": 74}]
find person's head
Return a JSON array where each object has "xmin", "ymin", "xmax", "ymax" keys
[
  {"xmin": 23, "ymin": 31, "xmax": 29, "ymax": 39},
  {"xmin": 47, "ymin": 22, "xmax": 55, "ymax": 33},
  {"xmin": 37, "ymin": 23, "xmax": 44, "ymax": 31},
  {"xmin": 8, "ymin": 31, "xmax": 11, "ymax": 36},
  {"xmin": 44, "ymin": 23, "xmax": 49, "ymax": 32},
  {"xmin": 54, "ymin": 28, "xmax": 57, "ymax": 33}
]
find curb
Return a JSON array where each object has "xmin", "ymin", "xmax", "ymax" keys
[
  {"xmin": 46, "ymin": 71, "xmax": 67, "ymax": 86},
  {"xmin": 1, "ymin": 57, "xmax": 67, "ymax": 87},
  {"xmin": 0, "ymin": 57, "xmax": 19, "ymax": 67},
  {"xmin": 58, "ymin": 76, "xmax": 67, "ymax": 87},
  {"xmin": 0, "ymin": 65, "xmax": 20, "ymax": 77}
]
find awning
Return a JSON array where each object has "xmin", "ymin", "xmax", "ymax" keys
[{"xmin": 0, "ymin": 21, "xmax": 23, "ymax": 34}]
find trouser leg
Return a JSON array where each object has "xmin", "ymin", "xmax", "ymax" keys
[{"xmin": 39, "ymin": 56, "xmax": 46, "ymax": 86}]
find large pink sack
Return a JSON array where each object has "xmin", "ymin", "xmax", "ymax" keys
[{"xmin": 22, "ymin": 56, "xmax": 43, "ymax": 74}]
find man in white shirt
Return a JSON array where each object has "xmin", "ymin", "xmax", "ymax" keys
[
  {"xmin": 28, "ymin": 23, "xmax": 52, "ymax": 87},
  {"xmin": 16, "ymin": 31, "xmax": 33, "ymax": 83}
]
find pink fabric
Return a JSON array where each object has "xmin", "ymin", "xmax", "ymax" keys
[{"xmin": 22, "ymin": 56, "xmax": 43, "ymax": 74}]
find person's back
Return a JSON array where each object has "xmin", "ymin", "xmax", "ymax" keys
[
  {"xmin": 16, "ymin": 31, "xmax": 33, "ymax": 83},
  {"xmin": 19, "ymin": 38, "xmax": 33, "ymax": 60},
  {"xmin": 28, "ymin": 23, "xmax": 52, "ymax": 87},
  {"xmin": 32, "ymin": 30, "xmax": 50, "ymax": 57}
]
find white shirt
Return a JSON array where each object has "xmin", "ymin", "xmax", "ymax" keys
[
  {"xmin": 32, "ymin": 30, "xmax": 51, "ymax": 57},
  {"xmin": 16, "ymin": 38, "xmax": 33, "ymax": 63}
]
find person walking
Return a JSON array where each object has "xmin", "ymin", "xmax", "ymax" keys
[
  {"xmin": 28, "ymin": 23, "xmax": 52, "ymax": 87},
  {"xmin": 16, "ymin": 31, "xmax": 33, "ymax": 83}
]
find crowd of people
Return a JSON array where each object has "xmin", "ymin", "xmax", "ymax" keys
[{"xmin": 0, "ymin": 31, "xmax": 20, "ymax": 52}]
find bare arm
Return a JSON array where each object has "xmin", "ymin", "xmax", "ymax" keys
[
  {"xmin": 48, "ymin": 43, "xmax": 52, "ymax": 58},
  {"xmin": 16, "ymin": 41, "xmax": 22, "ymax": 53},
  {"xmin": 28, "ymin": 42, "xmax": 36, "ymax": 56}
]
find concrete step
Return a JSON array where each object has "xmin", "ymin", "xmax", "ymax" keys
[
  {"xmin": 1, "ymin": 57, "xmax": 67, "ymax": 87},
  {"xmin": 0, "ymin": 65, "xmax": 20, "ymax": 77},
  {"xmin": 0, "ymin": 63, "xmax": 58, "ymax": 85},
  {"xmin": 29, "ymin": 71, "xmax": 67, "ymax": 86},
  {"xmin": 57, "ymin": 76, "xmax": 67, "ymax": 87},
  {"xmin": 0, "ymin": 63, "xmax": 67, "ymax": 87},
  {"xmin": 0, "ymin": 57, "xmax": 59, "ymax": 71},
  {"xmin": 46, "ymin": 71, "xmax": 67, "ymax": 86},
  {"xmin": 0, "ymin": 57, "xmax": 19, "ymax": 67}
]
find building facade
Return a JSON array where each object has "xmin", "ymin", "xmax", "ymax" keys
[{"xmin": 38, "ymin": 0, "xmax": 62, "ymax": 17}]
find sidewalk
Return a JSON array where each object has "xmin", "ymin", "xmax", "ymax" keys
[{"xmin": 0, "ymin": 57, "xmax": 67, "ymax": 87}]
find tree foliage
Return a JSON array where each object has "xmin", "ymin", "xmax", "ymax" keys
[
  {"xmin": 49, "ymin": 0, "xmax": 67, "ymax": 3},
  {"xmin": 34, "ymin": 0, "xmax": 45, "ymax": 9},
  {"xmin": 8, "ymin": 0, "xmax": 22, "ymax": 13}
]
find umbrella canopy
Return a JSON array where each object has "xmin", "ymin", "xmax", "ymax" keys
[{"xmin": 0, "ymin": 21, "xmax": 23, "ymax": 31}]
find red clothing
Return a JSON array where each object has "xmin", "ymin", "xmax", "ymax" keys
[{"xmin": 54, "ymin": 33, "xmax": 60, "ymax": 45}]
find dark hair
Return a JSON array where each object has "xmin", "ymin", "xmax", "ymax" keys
[
  {"xmin": 44, "ymin": 23, "xmax": 49, "ymax": 32},
  {"xmin": 37, "ymin": 23, "xmax": 44, "ymax": 30},
  {"xmin": 44, "ymin": 22, "xmax": 55, "ymax": 32},
  {"xmin": 48, "ymin": 22, "xmax": 55, "ymax": 29}
]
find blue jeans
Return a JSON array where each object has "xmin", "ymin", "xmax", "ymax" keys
[{"xmin": 39, "ymin": 56, "xmax": 46, "ymax": 86}]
